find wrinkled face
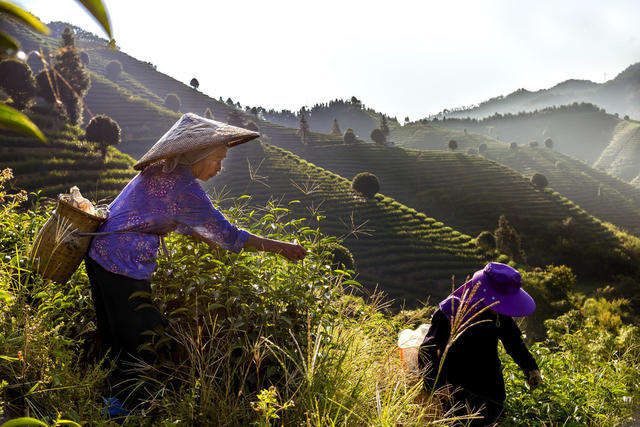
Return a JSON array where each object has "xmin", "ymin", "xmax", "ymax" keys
[{"xmin": 192, "ymin": 147, "xmax": 228, "ymax": 181}]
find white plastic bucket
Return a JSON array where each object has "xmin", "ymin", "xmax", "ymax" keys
[{"xmin": 398, "ymin": 324, "xmax": 430, "ymax": 374}]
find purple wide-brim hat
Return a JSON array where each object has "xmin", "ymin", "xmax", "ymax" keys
[{"xmin": 452, "ymin": 262, "xmax": 536, "ymax": 317}]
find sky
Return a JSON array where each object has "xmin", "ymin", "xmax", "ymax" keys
[{"xmin": 15, "ymin": 0, "xmax": 640, "ymax": 121}]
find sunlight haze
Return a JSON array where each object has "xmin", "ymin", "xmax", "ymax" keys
[{"xmin": 16, "ymin": 0, "xmax": 640, "ymax": 120}]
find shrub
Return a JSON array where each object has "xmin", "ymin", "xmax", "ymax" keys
[
  {"xmin": 190, "ymin": 77, "xmax": 199, "ymax": 90},
  {"xmin": 478, "ymin": 143, "xmax": 488, "ymax": 153},
  {"xmin": 227, "ymin": 109, "xmax": 244, "ymax": 127},
  {"xmin": 528, "ymin": 140, "xmax": 539, "ymax": 148},
  {"xmin": 476, "ymin": 231, "xmax": 495, "ymax": 251},
  {"xmin": 164, "ymin": 93, "xmax": 181, "ymax": 112},
  {"xmin": 298, "ymin": 115, "xmax": 310, "ymax": 145},
  {"xmin": 85, "ymin": 114, "xmax": 121, "ymax": 159},
  {"xmin": 544, "ymin": 138, "xmax": 553, "ymax": 148},
  {"xmin": 80, "ymin": 51, "xmax": 89, "ymax": 65},
  {"xmin": 322, "ymin": 242, "xmax": 355, "ymax": 270},
  {"xmin": 35, "ymin": 69, "xmax": 56, "ymax": 107},
  {"xmin": 343, "ymin": 128, "xmax": 356, "ymax": 144},
  {"xmin": 0, "ymin": 59, "xmax": 37, "ymax": 110},
  {"xmin": 352, "ymin": 172, "xmax": 380, "ymax": 199},
  {"xmin": 466, "ymin": 148, "xmax": 478, "ymax": 155},
  {"xmin": 105, "ymin": 60, "xmax": 122, "ymax": 81},
  {"xmin": 509, "ymin": 142, "xmax": 518, "ymax": 150},
  {"xmin": 370, "ymin": 128, "xmax": 385, "ymax": 144},
  {"xmin": 448, "ymin": 139, "xmax": 458, "ymax": 151},
  {"xmin": 530, "ymin": 173, "xmax": 548, "ymax": 188}
]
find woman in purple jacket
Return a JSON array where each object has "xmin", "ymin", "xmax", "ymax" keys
[
  {"xmin": 419, "ymin": 262, "xmax": 542, "ymax": 426},
  {"xmin": 85, "ymin": 113, "xmax": 306, "ymax": 413}
]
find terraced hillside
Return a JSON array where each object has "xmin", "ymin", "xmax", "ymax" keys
[
  {"xmin": 389, "ymin": 123, "xmax": 502, "ymax": 152},
  {"xmin": 594, "ymin": 121, "xmax": 640, "ymax": 182},
  {"xmin": 0, "ymin": 110, "xmax": 136, "ymax": 200},
  {"xmin": 420, "ymin": 103, "xmax": 621, "ymax": 164},
  {"xmin": 209, "ymin": 141, "xmax": 484, "ymax": 302}
]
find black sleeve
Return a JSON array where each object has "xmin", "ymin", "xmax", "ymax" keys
[
  {"xmin": 498, "ymin": 315, "xmax": 539, "ymax": 374},
  {"xmin": 418, "ymin": 309, "xmax": 451, "ymax": 391}
]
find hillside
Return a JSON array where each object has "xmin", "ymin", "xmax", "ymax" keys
[
  {"xmin": 0, "ymin": 109, "xmax": 136, "ymax": 200},
  {"xmin": 418, "ymin": 103, "xmax": 621, "ymax": 165},
  {"xmin": 430, "ymin": 63, "xmax": 640, "ymax": 120},
  {"xmin": 594, "ymin": 121, "xmax": 640, "ymax": 182},
  {"xmin": 208, "ymin": 141, "xmax": 484, "ymax": 302}
]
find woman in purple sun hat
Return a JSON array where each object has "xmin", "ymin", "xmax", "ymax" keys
[{"xmin": 418, "ymin": 262, "xmax": 542, "ymax": 426}]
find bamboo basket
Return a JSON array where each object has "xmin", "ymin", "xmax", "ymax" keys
[{"xmin": 31, "ymin": 194, "xmax": 107, "ymax": 284}]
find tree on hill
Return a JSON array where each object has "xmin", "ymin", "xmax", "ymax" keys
[
  {"xmin": 370, "ymin": 128, "xmax": 386, "ymax": 144},
  {"xmin": 404, "ymin": 116, "xmax": 410, "ymax": 124},
  {"xmin": 85, "ymin": 114, "xmax": 121, "ymax": 159},
  {"xmin": 544, "ymin": 138, "xmax": 553, "ymax": 149},
  {"xmin": 331, "ymin": 118, "xmax": 342, "ymax": 136},
  {"xmin": 495, "ymin": 215, "xmax": 526, "ymax": 264},
  {"xmin": 54, "ymin": 27, "xmax": 91, "ymax": 125},
  {"xmin": 476, "ymin": 230, "xmax": 496, "ymax": 251},
  {"xmin": 105, "ymin": 60, "xmax": 122, "ymax": 81},
  {"xmin": 350, "ymin": 96, "xmax": 361, "ymax": 107},
  {"xmin": 190, "ymin": 78, "xmax": 199, "ymax": 90},
  {"xmin": 380, "ymin": 115, "xmax": 389, "ymax": 137},
  {"xmin": 245, "ymin": 120, "xmax": 259, "ymax": 132},
  {"xmin": 203, "ymin": 107, "xmax": 215, "ymax": 120},
  {"xmin": 509, "ymin": 142, "xmax": 518, "ymax": 150},
  {"xmin": 35, "ymin": 70, "xmax": 56, "ymax": 108},
  {"xmin": 298, "ymin": 114, "xmax": 310, "ymax": 145},
  {"xmin": 352, "ymin": 172, "xmax": 380, "ymax": 199},
  {"xmin": 226, "ymin": 97, "xmax": 234, "ymax": 107},
  {"xmin": 531, "ymin": 173, "xmax": 549, "ymax": 189},
  {"xmin": 466, "ymin": 148, "xmax": 478, "ymax": 155},
  {"xmin": 80, "ymin": 51, "xmax": 89, "ymax": 65},
  {"xmin": 164, "ymin": 93, "xmax": 181, "ymax": 112},
  {"xmin": 344, "ymin": 128, "xmax": 356, "ymax": 144},
  {"xmin": 529, "ymin": 140, "xmax": 539, "ymax": 148},
  {"xmin": 227, "ymin": 109, "xmax": 244, "ymax": 127},
  {"xmin": 250, "ymin": 106, "xmax": 258, "ymax": 117},
  {"xmin": 0, "ymin": 59, "xmax": 37, "ymax": 110},
  {"xmin": 323, "ymin": 242, "xmax": 355, "ymax": 270},
  {"xmin": 448, "ymin": 139, "xmax": 458, "ymax": 151},
  {"xmin": 478, "ymin": 143, "xmax": 488, "ymax": 154}
]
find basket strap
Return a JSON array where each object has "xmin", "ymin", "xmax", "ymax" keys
[{"xmin": 51, "ymin": 212, "xmax": 170, "ymax": 258}]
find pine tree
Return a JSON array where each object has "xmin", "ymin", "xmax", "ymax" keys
[
  {"xmin": 54, "ymin": 27, "xmax": 90, "ymax": 125},
  {"xmin": 298, "ymin": 114, "xmax": 310, "ymax": 145},
  {"xmin": 380, "ymin": 115, "xmax": 389, "ymax": 137},
  {"xmin": 331, "ymin": 118, "xmax": 342, "ymax": 136},
  {"xmin": 494, "ymin": 215, "xmax": 526, "ymax": 264}
]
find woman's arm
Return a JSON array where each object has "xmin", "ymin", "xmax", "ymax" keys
[
  {"xmin": 244, "ymin": 233, "xmax": 307, "ymax": 261},
  {"xmin": 499, "ymin": 315, "xmax": 542, "ymax": 388}
]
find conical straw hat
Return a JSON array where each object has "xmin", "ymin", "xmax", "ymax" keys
[{"xmin": 133, "ymin": 112, "xmax": 260, "ymax": 170}]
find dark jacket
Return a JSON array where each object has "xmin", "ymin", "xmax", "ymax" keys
[{"xmin": 418, "ymin": 308, "xmax": 538, "ymax": 404}]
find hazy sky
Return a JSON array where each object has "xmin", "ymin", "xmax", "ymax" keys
[{"xmin": 16, "ymin": 0, "xmax": 640, "ymax": 120}]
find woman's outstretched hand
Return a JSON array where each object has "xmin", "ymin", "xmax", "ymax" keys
[
  {"xmin": 528, "ymin": 369, "xmax": 542, "ymax": 389},
  {"xmin": 245, "ymin": 234, "xmax": 307, "ymax": 261},
  {"xmin": 275, "ymin": 241, "xmax": 307, "ymax": 261}
]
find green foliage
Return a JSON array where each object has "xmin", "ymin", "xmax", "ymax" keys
[
  {"xmin": 104, "ymin": 59, "xmax": 122, "ymax": 81},
  {"xmin": 380, "ymin": 115, "xmax": 389, "ymax": 137},
  {"xmin": 370, "ymin": 128, "xmax": 385, "ymax": 144},
  {"xmin": 84, "ymin": 114, "xmax": 120, "ymax": 159},
  {"xmin": 297, "ymin": 114, "xmax": 310, "ymax": 145},
  {"xmin": 509, "ymin": 142, "xmax": 518, "ymax": 150},
  {"xmin": 35, "ymin": 70, "xmax": 55, "ymax": 108},
  {"xmin": 189, "ymin": 77, "xmax": 199, "ymax": 90},
  {"xmin": 322, "ymin": 242, "xmax": 355, "ymax": 271},
  {"xmin": 343, "ymin": 128, "xmax": 356, "ymax": 144},
  {"xmin": 478, "ymin": 143, "xmax": 488, "ymax": 153},
  {"xmin": 352, "ymin": 171, "xmax": 380, "ymax": 199},
  {"xmin": 244, "ymin": 120, "xmax": 259, "ymax": 132},
  {"xmin": 495, "ymin": 215, "xmax": 526, "ymax": 264},
  {"xmin": 528, "ymin": 140, "xmax": 539, "ymax": 148},
  {"xmin": 54, "ymin": 27, "xmax": 90, "ymax": 125},
  {"xmin": 530, "ymin": 172, "xmax": 548, "ymax": 188},
  {"xmin": 448, "ymin": 139, "xmax": 458, "ymax": 151},
  {"xmin": 163, "ymin": 93, "xmax": 181, "ymax": 113},
  {"xmin": 544, "ymin": 137, "xmax": 553, "ymax": 149},
  {"xmin": 0, "ymin": 59, "xmax": 36, "ymax": 110},
  {"xmin": 226, "ymin": 109, "xmax": 244, "ymax": 127}
]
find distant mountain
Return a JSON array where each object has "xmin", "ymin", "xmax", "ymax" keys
[
  {"xmin": 415, "ymin": 103, "xmax": 621, "ymax": 165},
  {"xmin": 433, "ymin": 64, "xmax": 640, "ymax": 120}
]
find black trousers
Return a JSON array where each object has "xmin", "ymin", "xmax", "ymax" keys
[
  {"xmin": 84, "ymin": 256, "xmax": 166, "ymax": 402},
  {"xmin": 449, "ymin": 389, "xmax": 504, "ymax": 426}
]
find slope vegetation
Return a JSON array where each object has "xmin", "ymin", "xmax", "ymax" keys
[{"xmin": 594, "ymin": 121, "xmax": 640, "ymax": 182}]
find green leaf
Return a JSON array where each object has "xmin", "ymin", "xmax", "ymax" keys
[
  {"xmin": 0, "ymin": 104, "xmax": 46, "ymax": 142},
  {"xmin": 0, "ymin": 31, "xmax": 19, "ymax": 55},
  {"xmin": 75, "ymin": 0, "xmax": 112, "ymax": 38},
  {"xmin": 0, "ymin": 2, "xmax": 49, "ymax": 34},
  {"xmin": 1, "ymin": 417, "xmax": 48, "ymax": 427},
  {"xmin": 55, "ymin": 421, "xmax": 81, "ymax": 427}
]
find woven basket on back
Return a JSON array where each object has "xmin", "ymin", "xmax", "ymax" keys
[{"xmin": 31, "ymin": 194, "xmax": 106, "ymax": 284}]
